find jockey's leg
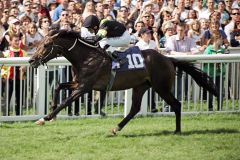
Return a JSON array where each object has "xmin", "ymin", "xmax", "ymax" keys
[{"xmin": 99, "ymin": 31, "xmax": 131, "ymax": 64}]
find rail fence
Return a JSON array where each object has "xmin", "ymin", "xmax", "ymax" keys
[{"xmin": 1, "ymin": 50, "xmax": 240, "ymax": 122}]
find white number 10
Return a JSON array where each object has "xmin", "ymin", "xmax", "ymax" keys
[{"xmin": 126, "ymin": 54, "xmax": 144, "ymax": 69}]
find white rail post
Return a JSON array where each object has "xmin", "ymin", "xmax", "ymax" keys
[
  {"xmin": 124, "ymin": 89, "xmax": 148, "ymax": 117},
  {"xmin": 36, "ymin": 66, "xmax": 46, "ymax": 116}
]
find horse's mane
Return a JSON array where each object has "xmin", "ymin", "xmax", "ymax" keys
[
  {"xmin": 48, "ymin": 29, "xmax": 80, "ymax": 38},
  {"xmin": 48, "ymin": 30, "xmax": 97, "ymax": 46}
]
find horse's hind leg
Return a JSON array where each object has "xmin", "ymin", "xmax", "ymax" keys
[
  {"xmin": 157, "ymin": 90, "xmax": 181, "ymax": 133},
  {"xmin": 112, "ymin": 84, "xmax": 149, "ymax": 135}
]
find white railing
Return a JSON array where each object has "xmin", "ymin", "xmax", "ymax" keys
[{"xmin": 1, "ymin": 48, "xmax": 240, "ymax": 121}]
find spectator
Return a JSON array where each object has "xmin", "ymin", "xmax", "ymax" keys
[
  {"xmin": 209, "ymin": 11, "xmax": 221, "ymax": 23},
  {"xmin": 31, "ymin": 2, "xmax": 41, "ymax": 23},
  {"xmin": 38, "ymin": 0, "xmax": 51, "ymax": 21},
  {"xmin": 120, "ymin": 0, "xmax": 134, "ymax": 12},
  {"xmin": 38, "ymin": 16, "xmax": 51, "ymax": 36},
  {"xmin": 2, "ymin": 8, "xmax": 9, "ymax": 28},
  {"xmin": 165, "ymin": 23, "xmax": 201, "ymax": 101},
  {"xmin": 9, "ymin": 7, "xmax": 20, "ymax": 18},
  {"xmin": 136, "ymin": 27, "xmax": 158, "ymax": 50},
  {"xmin": 128, "ymin": 0, "xmax": 143, "ymax": 22},
  {"xmin": 10, "ymin": 0, "xmax": 20, "ymax": 9},
  {"xmin": 139, "ymin": 12, "xmax": 151, "ymax": 29},
  {"xmin": 185, "ymin": 9, "xmax": 198, "ymax": 24},
  {"xmin": 48, "ymin": 0, "xmax": 58, "ymax": 20},
  {"xmin": 230, "ymin": 21, "xmax": 240, "ymax": 47},
  {"xmin": 203, "ymin": 34, "xmax": 225, "ymax": 111},
  {"xmin": 0, "ymin": 18, "xmax": 26, "ymax": 52},
  {"xmin": 68, "ymin": 1, "xmax": 76, "ymax": 12},
  {"xmin": 224, "ymin": 0, "xmax": 233, "ymax": 13},
  {"xmin": 74, "ymin": 1, "xmax": 83, "ymax": 14},
  {"xmin": 52, "ymin": 9, "xmax": 75, "ymax": 30},
  {"xmin": 160, "ymin": 21, "xmax": 175, "ymax": 48},
  {"xmin": 1, "ymin": 34, "xmax": 27, "ymax": 116},
  {"xmin": 21, "ymin": 0, "xmax": 34, "ymax": 21},
  {"xmin": 52, "ymin": 0, "xmax": 69, "ymax": 22},
  {"xmin": 142, "ymin": 1, "xmax": 154, "ymax": 14},
  {"xmin": 2, "ymin": 0, "xmax": 10, "ymax": 9},
  {"xmin": 135, "ymin": 27, "xmax": 158, "ymax": 113},
  {"xmin": 116, "ymin": 6, "xmax": 133, "ymax": 26},
  {"xmin": 82, "ymin": 1, "xmax": 95, "ymax": 20},
  {"xmin": 217, "ymin": 0, "xmax": 230, "ymax": 28},
  {"xmin": 95, "ymin": 2, "xmax": 104, "ymax": 20},
  {"xmin": 103, "ymin": 0, "xmax": 117, "ymax": 19},
  {"xmin": 26, "ymin": 22, "xmax": 43, "ymax": 55},
  {"xmin": 130, "ymin": 21, "xmax": 144, "ymax": 45},
  {"xmin": 232, "ymin": 0, "xmax": 240, "ymax": 8},
  {"xmin": 0, "ymin": 14, "xmax": 6, "ymax": 38},
  {"xmin": 185, "ymin": 0, "xmax": 193, "ymax": 10},
  {"xmin": 199, "ymin": 18, "xmax": 209, "ymax": 32},
  {"xmin": 172, "ymin": 0, "xmax": 188, "ymax": 21},
  {"xmin": 20, "ymin": 15, "xmax": 32, "ymax": 35},
  {"xmin": 102, "ymin": 4, "xmax": 111, "ymax": 19},
  {"xmin": 198, "ymin": 0, "xmax": 215, "ymax": 20},
  {"xmin": 224, "ymin": 8, "xmax": 240, "ymax": 42},
  {"xmin": 193, "ymin": 0, "xmax": 206, "ymax": 16},
  {"xmin": 160, "ymin": 0, "xmax": 175, "ymax": 13},
  {"xmin": 188, "ymin": 19, "xmax": 204, "ymax": 47},
  {"xmin": 202, "ymin": 20, "xmax": 229, "ymax": 48}
]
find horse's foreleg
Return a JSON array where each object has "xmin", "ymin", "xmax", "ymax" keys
[
  {"xmin": 35, "ymin": 89, "xmax": 84, "ymax": 125},
  {"xmin": 112, "ymin": 84, "xmax": 149, "ymax": 135},
  {"xmin": 52, "ymin": 81, "xmax": 78, "ymax": 111}
]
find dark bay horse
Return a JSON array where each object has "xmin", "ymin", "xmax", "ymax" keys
[{"xmin": 29, "ymin": 30, "xmax": 218, "ymax": 134}]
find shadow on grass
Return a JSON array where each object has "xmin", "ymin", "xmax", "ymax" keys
[{"xmin": 119, "ymin": 128, "xmax": 240, "ymax": 138}]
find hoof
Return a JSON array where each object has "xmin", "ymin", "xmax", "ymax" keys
[
  {"xmin": 174, "ymin": 130, "xmax": 181, "ymax": 135},
  {"xmin": 35, "ymin": 118, "xmax": 45, "ymax": 125},
  {"xmin": 111, "ymin": 126, "xmax": 121, "ymax": 135},
  {"xmin": 49, "ymin": 118, "xmax": 56, "ymax": 122},
  {"xmin": 111, "ymin": 128, "xmax": 117, "ymax": 135}
]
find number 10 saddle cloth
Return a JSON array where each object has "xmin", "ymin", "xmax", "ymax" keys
[{"xmin": 111, "ymin": 46, "xmax": 145, "ymax": 72}]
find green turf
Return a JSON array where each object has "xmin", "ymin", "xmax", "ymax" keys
[{"xmin": 0, "ymin": 113, "xmax": 240, "ymax": 160}]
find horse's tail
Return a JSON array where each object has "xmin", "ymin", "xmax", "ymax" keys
[{"xmin": 169, "ymin": 57, "xmax": 219, "ymax": 97}]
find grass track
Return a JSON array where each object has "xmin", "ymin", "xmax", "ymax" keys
[{"xmin": 0, "ymin": 113, "xmax": 240, "ymax": 160}]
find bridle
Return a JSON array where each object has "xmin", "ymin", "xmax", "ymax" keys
[{"xmin": 39, "ymin": 43, "xmax": 64, "ymax": 65}]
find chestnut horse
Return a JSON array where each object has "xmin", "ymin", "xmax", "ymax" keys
[{"xmin": 29, "ymin": 30, "xmax": 218, "ymax": 134}]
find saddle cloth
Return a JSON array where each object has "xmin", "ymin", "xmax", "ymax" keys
[{"xmin": 112, "ymin": 46, "xmax": 145, "ymax": 72}]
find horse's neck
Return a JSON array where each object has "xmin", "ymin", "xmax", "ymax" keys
[{"xmin": 64, "ymin": 44, "xmax": 105, "ymax": 68}]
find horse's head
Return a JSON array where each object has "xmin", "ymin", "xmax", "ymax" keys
[{"xmin": 29, "ymin": 31, "xmax": 64, "ymax": 68}]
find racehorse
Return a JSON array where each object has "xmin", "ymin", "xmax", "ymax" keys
[{"xmin": 29, "ymin": 30, "xmax": 218, "ymax": 134}]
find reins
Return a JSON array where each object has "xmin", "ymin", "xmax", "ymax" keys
[{"xmin": 68, "ymin": 37, "xmax": 99, "ymax": 51}]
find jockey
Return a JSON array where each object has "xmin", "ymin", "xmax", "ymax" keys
[
  {"xmin": 94, "ymin": 19, "xmax": 131, "ymax": 64},
  {"xmin": 81, "ymin": 15, "xmax": 100, "ymax": 38}
]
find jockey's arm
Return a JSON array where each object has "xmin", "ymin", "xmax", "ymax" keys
[{"xmin": 84, "ymin": 29, "xmax": 107, "ymax": 43}]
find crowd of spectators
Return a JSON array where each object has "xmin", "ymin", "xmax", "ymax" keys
[
  {"xmin": 0, "ymin": 0, "xmax": 239, "ymax": 55},
  {"xmin": 1, "ymin": 0, "xmax": 240, "ymax": 115}
]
